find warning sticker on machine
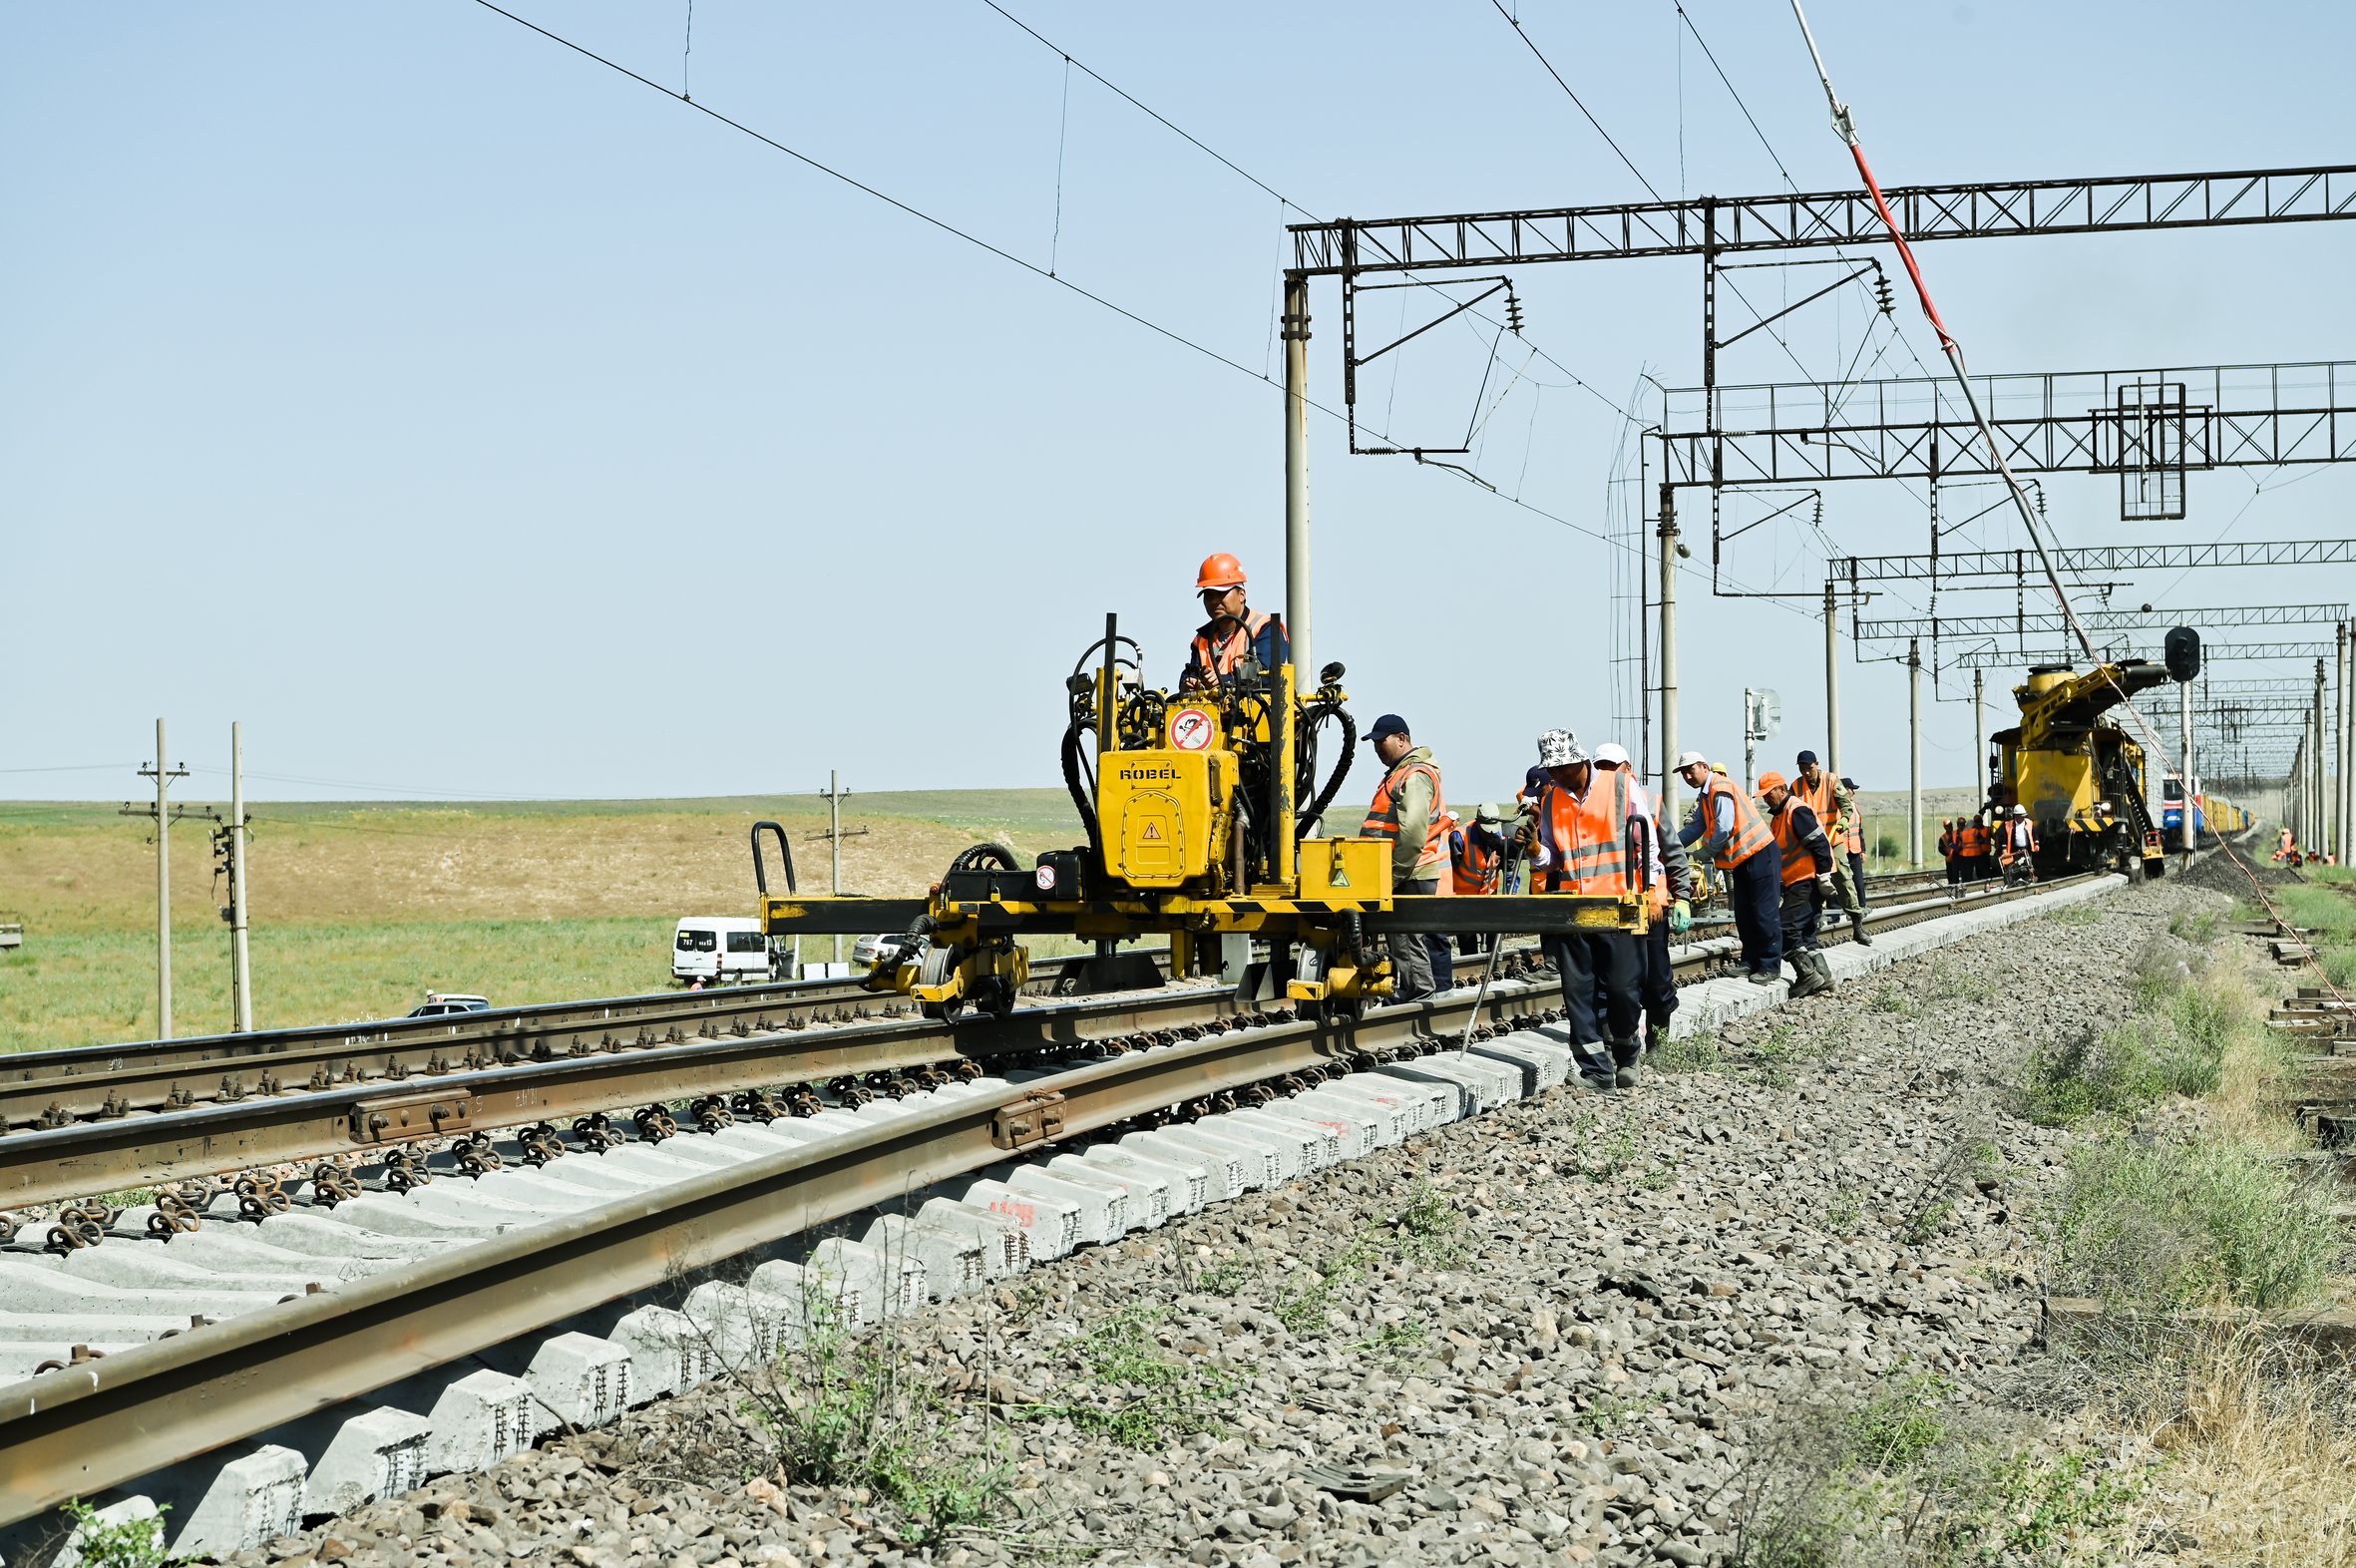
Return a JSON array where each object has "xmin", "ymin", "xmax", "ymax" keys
[
  {"xmin": 1168, "ymin": 708, "xmax": 1214, "ymax": 751},
  {"xmin": 1142, "ymin": 822, "xmax": 1164, "ymax": 840}
]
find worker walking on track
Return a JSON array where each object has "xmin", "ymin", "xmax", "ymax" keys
[
  {"xmin": 2001, "ymin": 805, "xmax": 2040, "ymax": 884},
  {"xmin": 1597, "ymin": 742, "xmax": 1693, "ymax": 1067},
  {"xmin": 1180, "ymin": 554, "xmax": 1289, "ymax": 690},
  {"xmin": 1792, "ymin": 750, "xmax": 1868, "ymax": 945},
  {"xmin": 1840, "ymin": 776, "xmax": 1869, "ymax": 909},
  {"xmin": 1361, "ymin": 714, "xmax": 1446, "ymax": 1001},
  {"xmin": 1758, "ymin": 771, "xmax": 1839, "ymax": 998},
  {"xmin": 1448, "ymin": 805, "xmax": 1507, "ymax": 956},
  {"xmin": 1521, "ymin": 729, "xmax": 1642, "ymax": 1090},
  {"xmin": 1676, "ymin": 750, "xmax": 1782, "ymax": 984}
]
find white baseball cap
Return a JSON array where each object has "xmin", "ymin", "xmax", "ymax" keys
[
  {"xmin": 1593, "ymin": 742, "xmax": 1632, "ymax": 767},
  {"xmin": 1674, "ymin": 749, "xmax": 1709, "ymax": 771}
]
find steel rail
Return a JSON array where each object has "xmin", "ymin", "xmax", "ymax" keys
[
  {"xmin": 0, "ymin": 873, "xmax": 2087, "ymax": 1209},
  {"xmin": 0, "ymin": 977, "xmax": 1532, "ymax": 1522},
  {"xmin": 0, "ymin": 871, "xmax": 2115, "ymax": 1521},
  {"xmin": 0, "ymin": 950, "xmax": 1168, "ymax": 1133},
  {"xmin": 0, "ymin": 960, "xmax": 1501, "ymax": 1210}
]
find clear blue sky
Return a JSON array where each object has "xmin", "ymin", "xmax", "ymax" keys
[{"xmin": 6, "ymin": 1, "xmax": 2351, "ymax": 805}]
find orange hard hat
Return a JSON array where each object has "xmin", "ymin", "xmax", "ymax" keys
[
  {"xmin": 1195, "ymin": 553, "xmax": 1247, "ymax": 591},
  {"xmin": 1757, "ymin": 770, "xmax": 1789, "ymax": 794}
]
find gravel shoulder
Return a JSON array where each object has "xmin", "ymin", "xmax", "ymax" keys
[{"xmin": 225, "ymin": 876, "xmax": 2220, "ymax": 1568}]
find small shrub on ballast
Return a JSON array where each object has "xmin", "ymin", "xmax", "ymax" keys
[
  {"xmin": 2022, "ymin": 953, "xmax": 2233, "ymax": 1126},
  {"xmin": 2046, "ymin": 1134, "xmax": 2333, "ymax": 1313},
  {"xmin": 57, "ymin": 1500, "xmax": 177, "ymax": 1568},
  {"xmin": 1025, "ymin": 1305, "xmax": 1238, "ymax": 1447}
]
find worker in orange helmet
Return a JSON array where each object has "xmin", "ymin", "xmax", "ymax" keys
[
  {"xmin": 1759, "ymin": 770, "xmax": 1838, "ymax": 998},
  {"xmin": 1180, "ymin": 553, "xmax": 1291, "ymax": 691}
]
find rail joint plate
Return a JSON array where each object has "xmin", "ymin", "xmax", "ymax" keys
[
  {"xmin": 350, "ymin": 1089, "xmax": 474, "ymax": 1144},
  {"xmin": 990, "ymin": 1089, "xmax": 1065, "ymax": 1150}
]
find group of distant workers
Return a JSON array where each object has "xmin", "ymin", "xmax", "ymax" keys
[
  {"xmin": 1936, "ymin": 806, "xmax": 2042, "ymax": 888},
  {"xmin": 1179, "ymin": 552, "xmax": 1876, "ymax": 1093}
]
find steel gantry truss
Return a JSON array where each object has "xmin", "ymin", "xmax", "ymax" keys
[
  {"xmin": 1287, "ymin": 164, "xmax": 2356, "ymax": 275},
  {"xmin": 1833, "ymin": 537, "xmax": 2356, "ymax": 584},
  {"xmin": 1855, "ymin": 602, "xmax": 2352, "ymax": 644},
  {"xmin": 1271, "ymin": 160, "xmax": 2356, "ymax": 817},
  {"xmin": 1943, "ymin": 639, "xmax": 2339, "ymax": 667},
  {"xmin": 1655, "ymin": 361, "xmax": 2356, "ymax": 490}
]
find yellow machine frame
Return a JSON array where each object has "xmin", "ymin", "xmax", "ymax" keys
[{"xmin": 757, "ymin": 615, "xmax": 1646, "ymax": 1019}]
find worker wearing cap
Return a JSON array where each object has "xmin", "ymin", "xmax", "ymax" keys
[
  {"xmin": 2001, "ymin": 804, "xmax": 2040, "ymax": 883},
  {"xmin": 1676, "ymin": 750, "xmax": 1782, "ymax": 984},
  {"xmin": 1447, "ymin": 804, "xmax": 1508, "ymax": 955},
  {"xmin": 1759, "ymin": 771, "xmax": 1838, "ymax": 998},
  {"xmin": 1957, "ymin": 811, "xmax": 1992, "ymax": 881},
  {"xmin": 1596, "ymin": 742, "xmax": 1693, "ymax": 1068},
  {"xmin": 1839, "ymin": 776, "xmax": 1870, "ymax": 904},
  {"xmin": 1181, "ymin": 554, "xmax": 1290, "ymax": 691},
  {"xmin": 1792, "ymin": 751, "xmax": 1869, "ymax": 946},
  {"xmin": 1361, "ymin": 714, "xmax": 1446, "ymax": 1000},
  {"xmin": 1520, "ymin": 729, "xmax": 1641, "ymax": 1089}
]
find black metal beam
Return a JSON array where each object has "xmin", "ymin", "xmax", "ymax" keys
[
  {"xmin": 1944, "ymin": 640, "xmax": 2336, "ymax": 667},
  {"xmin": 1835, "ymin": 538, "xmax": 2356, "ymax": 585},
  {"xmin": 1655, "ymin": 361, "xmax": 2356, "ymax": 488},
  {"xmin": 1290, "ymin": 164, "xmax": 2356, "ymax": 276},
  {"xmin": 1857, "ymin": 603, "xmax": 2350, "ymax": 642}
]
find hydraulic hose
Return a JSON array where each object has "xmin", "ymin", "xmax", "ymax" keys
[
  {"xmin": 949, "ymin": 842, "xmax": 1019, "ymax": 874},
  {"xmin": 1296, "ymin": 699, "xmax": 1357, "ymax": 838},
  {"xmin": 1061, "ymin": 720, "xmax": 1102, "ymax": 856}
]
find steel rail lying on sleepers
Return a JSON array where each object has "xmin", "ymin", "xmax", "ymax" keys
[
  {"xmin": 0, "ymin": 952, "xmax": 1543, "ymax": 1210},
  {"xmin": 0, "ymin": 969, "xmax": 1565, "ymax": 1525},
  {"xmin": 0, "ymin": 949, "xmax": 1173, "ymax": 1133}
]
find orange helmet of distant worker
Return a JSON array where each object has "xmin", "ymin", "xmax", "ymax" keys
[{"xmin": 1195, "ymin": 553, "xmax": 1248, "ymax": 591}]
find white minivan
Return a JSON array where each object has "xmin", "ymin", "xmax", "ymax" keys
[{"xmin": 671, "ymin": 917, "xmax": 774, "ymax": 985}]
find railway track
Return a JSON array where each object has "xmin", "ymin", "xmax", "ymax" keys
[{"xmin": 0, "ymin": 867, "xmax": 2123, "ymax": 1551}]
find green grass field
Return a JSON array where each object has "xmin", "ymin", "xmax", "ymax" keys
[{"xmin": 0, "ymin": 791, "xmax": 1084, "ymax": 1051}]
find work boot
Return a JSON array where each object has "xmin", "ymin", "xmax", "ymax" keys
[
  {"xmin": 1611, "ymin": 1033, "xmax": 1644, "ymax": 1089},
  {"xmin": 1850, "ymin": 913, "xmax": 1872, "ymax": 946},
  {"xmin": 1788, "ymin": 949, "xmax": 1835, "ymax": 999},
  {"xmin": 1747, "ymin": 970, "xmax": 1781, "ymax": 986}
]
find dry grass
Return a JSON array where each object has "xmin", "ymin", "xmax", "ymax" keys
[{"xmin": 2123, "ymin": 1329, "xmax": 2356, "ymax": 1567}]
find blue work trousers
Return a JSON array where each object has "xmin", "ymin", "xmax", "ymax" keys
[
  {"xmin": 1730, "ymin": 844, "xmax": 1784, "ymax": 976},
  {"xmin": 1549, "ymin": 929, "xmax": 1638, "ymax": 1077}
]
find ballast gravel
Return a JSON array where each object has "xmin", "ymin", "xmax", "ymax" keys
[{"xmin": 215, "ymin": 877, "xmax": 2222, "ymax": 1568}]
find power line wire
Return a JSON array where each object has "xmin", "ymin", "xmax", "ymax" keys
[{"xmin": 1487, "ymin": 0, "xmax": 1666, "ymax": 202}]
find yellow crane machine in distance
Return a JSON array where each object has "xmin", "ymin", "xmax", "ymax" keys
[
  {"xmin": 752, "ymin": 613, "xmax": 1647, "ymax": 1020},
  {"xmin": 1986, "ymin": 659, "xmax": 2170, "ymax": 880}
]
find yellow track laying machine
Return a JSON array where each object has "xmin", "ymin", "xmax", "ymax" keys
[{"xmin": 753, "ymin": 615, "xmax": 1647, "ymax": 1020}]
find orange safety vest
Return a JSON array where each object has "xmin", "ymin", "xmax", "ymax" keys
[
  {"xmin": 1701, "ymin": 774, "xmax": 1772, "ymax": 871},
  {"xmin": 1770, "ymin": 801, "xmax": 1827, "ymax": 886},
  {"xmin": 1962, "ymin": 823, "xmax": 1990, "ymax": 858},
  {"xmin": 1185, "ymin": 608, "xmax": 1283, "ymax": 688},
  {"xmin": 1842, "ymin": 814, "xmax": 1863, "ymax": 856},
  {"xmin": 1999, "ymin": 817, "xmax": 2040, "ymax": 864},
  {"xmin": 1537, "ymin": 769, "xmax": 1634, "ymax": 896},
  {"xmin": 1794, "ymin": 771, "xmax": 1843, "ymax": 842},
  {"xmin": 1448, "ymin": 822, "xmax": 1502, "ymax": 896},
  {"xmin": 1364, "ymin": 758, "xmax": 1448, "ymax": 875}
]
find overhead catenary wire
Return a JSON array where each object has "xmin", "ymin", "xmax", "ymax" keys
[{"xmin": 1487, "ymin": 0, "xmax": 1666, "ymax": 202}]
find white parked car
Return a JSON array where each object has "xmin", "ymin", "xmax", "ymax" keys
[
  {"xmin": 407, "ymin": 993, "xmax": 492, "ymax": 1018},
  {"xmin": 672, "ymin": 917, "xmax": 775, "ymax": 985},
  {"xmin": 852, "ymin": 933, "xmax": 917, "ymax": 971}
]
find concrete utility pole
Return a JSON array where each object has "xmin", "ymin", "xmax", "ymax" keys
[
  {"xmin": 2178, "ymin": 681, "xmax": 2196, "ymax": 855},
  {"xmin": 1742, "ymin": 688, "xmax": 1758, "ymax": 795},
  {"xmin": 1971, "ymin": 668, "xmax": 1986, "ymax": 814},
  {"xmin": 1908, "ymin": 640, "xmax": 1923, "ymax": 869},
  {"xmin": 2316, "ymin": 658, "xmax": 2330, "ymax": 860},
  {"xmin": 138, "ymin": 720, "xmax": 190, "ymax": 1040},
  {"xmin": 2327, "ymin": 621, "xmax": 2346, "ymax": 861},
  {"xmin": 820, "ymin": 770, "xmax": 850, "ymax": 967},
  {"xmin": 228, "ymin": 721, "xmax": 252, "ymax": 1032},
  {"xmin": 1823, "ymin": 583, "xmax": 1841, "ymax": 781},
  {"xmin": 1281, "ymin": 275, "xmax": 1313, "ymax": 683},
  {"xmin": 1659, "ymin": 487, "xmax": 1681, "ymax": 821}
]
